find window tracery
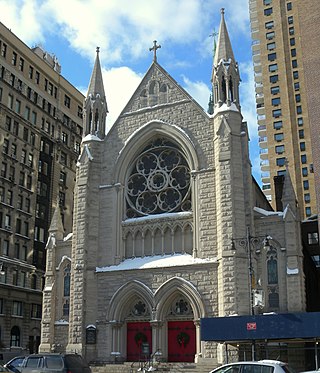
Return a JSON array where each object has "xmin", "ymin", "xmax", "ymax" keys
[{"xmin": 126, "ymin": 138, "xmax": 191, "ymax": 219}]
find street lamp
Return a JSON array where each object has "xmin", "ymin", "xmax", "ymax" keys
[{"xmin": 231, "ymin": 226, "xmax": 270, "ymax": 360}]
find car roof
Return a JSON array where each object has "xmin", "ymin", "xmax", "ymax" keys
[{"xmin": 212, "ymin": 360, "xmax": 286, "ymax": 369}]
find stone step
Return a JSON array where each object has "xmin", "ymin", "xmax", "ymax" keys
[{"xmin": 91, "ymin": 361, "xmax": 216, "ymax": 373}]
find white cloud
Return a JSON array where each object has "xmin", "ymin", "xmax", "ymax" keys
[
  {"xmin": 181, "ymin": 76, "xmax": 211, "ymax": 111},
  {"xmin": 102, "ymin": 66, "xmax": 142, "ymax": 131}
]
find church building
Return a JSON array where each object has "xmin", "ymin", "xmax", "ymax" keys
[{"xmin": 39, "ymin": 9, "xmax": 306, "ymax": 368}]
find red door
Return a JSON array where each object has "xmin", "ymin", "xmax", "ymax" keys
[
  {"xmin": 168, "ymin": 321, "xmax": 196, "ymax": 362},
  {"xmin": 127, "ymin": 322, "xmax": 152, "ymax": 361}
]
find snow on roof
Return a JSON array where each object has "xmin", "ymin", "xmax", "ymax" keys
[
  {"xmin": 96, "ymin": 253, "xmax": 217, "ymax": 273},
  {"xmin": 64, "ymin": 232, "xmax": 73, "ymax": 241},
  {"xmin": 123, "ymin": 211, "xmax": 192, "ymax": 225},
  {"xmin": 210, "ymin": 102, "xmax": 239, "ymax": 117},
  {"xmin": 253, "ymin": 206, "xmax": 283, "ymax": 217},
  {"xmin": 82, "ymin": 134, "xmax": 102, "ymax": 142}
]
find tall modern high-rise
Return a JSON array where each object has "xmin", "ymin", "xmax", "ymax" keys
[
  {"xmin": 0, "ymin": 22, "xmax": 84, "ymax": 353},
  {"xmin": 249, "ymin": 0, "xmax": 317, "ymax": 219}
]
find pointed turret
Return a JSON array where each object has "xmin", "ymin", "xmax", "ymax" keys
[
  {"xmin": 83, "ymin": 47, "xmax": 108, "ymax": 139},
  {"xmin": 213, "ymin": 8, "xmax": 235, "ymax": 66},
  {"xmin": 211, "ymin": 9, "xmax": 240, "ymax": 112},
  {"xmin": 48, "ymin": 202, "xmax": 64, "ymax": 241}
]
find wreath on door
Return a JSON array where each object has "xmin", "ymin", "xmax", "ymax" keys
[
  {"xmin": 134, "ymin": 332, "xmax": 147, "ymax": 347},
  {"xmin": 177, "ymin": 332, "xmax": 190, "ymax": 347}
]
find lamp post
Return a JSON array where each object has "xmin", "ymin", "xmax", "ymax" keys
[{"xmin": 231, "ymin": 226, "xmax": 270, "ymax": 360}]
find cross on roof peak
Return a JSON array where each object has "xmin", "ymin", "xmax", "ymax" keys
[{"xmin": 149, "ymin": 40, "xmax": 161, "ymax": 62}]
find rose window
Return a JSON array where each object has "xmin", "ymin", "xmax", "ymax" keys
[{"xmin": 126, "ymin": 138, "xmax": 191, "ymax": 218}]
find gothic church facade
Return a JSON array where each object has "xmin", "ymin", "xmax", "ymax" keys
[{"xmin": 39, "ymin": 10, "xmax": 305, "ymax": 365}]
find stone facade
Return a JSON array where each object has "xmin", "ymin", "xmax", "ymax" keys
[{"xmin": 40, "ymin": 10, "xmax": 306, "ymax": 367}]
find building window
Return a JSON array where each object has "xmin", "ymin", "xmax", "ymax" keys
[
  {"xmin": 271, "ymin": 97, "xmax": 280, "ymax": 106},
  {"xmin": 289, "ymin": 26, "xmax": 294, "ymax": 35},
  {"xmin": 12, "ymin": 301, "xmax": 23, "ymax": 316},
  {"xmin": 292, "ymin": 60, "xmax": 298, "ymax": 68},
  {"xmin": 287, "ymin": 2, "xmax": 292, "ymax": 11},
  {"xmin": 10, "ymin": 326, "xmax": 21, "ymax": 347},
  {"xmin": 64, "ymin": 95, "xmax": 71, "ymax": 108},
  {"xmin": 264, "ymin": 8, "xmax": 273, "ymax": 16},
  {"xmin": 59, "ymin": 171, "xmax": 67, "ymax": 185},
  {"xmin": 12, "ymin": 52, "xmax": 17, "ymax": 65},
  {"xmin": 291, "ymin": 49, "xmax": 296, "ymax": 57},
  {"xmin": 299, "ymin": 129, "xmax": 304, "ymax": 139},
  {"xmin": 290, "ymin": 38, "xmax": 295, "ymax": 46},
  {"xmin": 268, "ymin": 52, "xmax": 277, "ymax": 61},
  {"xmin": 265, "ymin": 20, "xmax": 274, "ymax": 29},
  {"xmin": 19, "ymin": 58, "xmax": 24, "ymax": 72},
  {"xmin": 275, "ymin": 145, "xmax": 285, "ymax": 154},
  {"xmin": 296, "ymin": 106, "xmax": 302, "ymax": 114},
  {"xmin": 269, "ymin": 64, "xmax": 278, "ymax": 72},
  {"xmin": 270, "ymin": 75, "xmax": 278, "ymax": 83},
  {"xmin": 288, "ymin": 16, "xmax": 293, "ymax": 24},
  {"xmin": 308, "ymin": 232, "xmax": 319, "ymax": 245},
  {"xmin": 297, "ymin": 117, "xmax": 303, "ymax": 126},
  {"xmin": 64, "ymin": 265, "xmax": 71, "ymax": 296},
  {"xmin": 293, "ymin": 71, "xmax": 299, "ymax": 79},
  {"xmin": 1, "ymin": 43, "xmax": 7, "ymax": 58},
  {"xmin": 303, "ymin": 180, "xmax": 309, "ymax": 190},
  {"xmin": 263, "ymin": 0, "xmax": 272, "ymax": 5},
  {"xmin": 304, "ymin": 194, "xmax": 310, "ymax": 203},
  {"xmin": 61, "ymin": 132, "xmax": 68, "ymax": 144},
  {"xmin": 24, "ymin": 106, "xmax": 30, "ymax": 121},
  {"xmin": 276, "ymin": 157, "xmax": 286, "ymax": 167},
  {"xmin": 267, "ymin": 42, "xmax": 276, "ymax": 50},
  {"xmin": 267, "ymin": 256, "xmax": 278, "ymax": 285},
  {"xmin": 274, "ymin": 133, "xmax": 284, "ymax": 142},
  {"xmin": 15, "ymin": 100, "xmax": 21, "ymax": 114},
  {"xmin": 295, "ymin": 94, "xmax": 301, "ymax": 103},
  {"xmin": 35, "ymin": 71, "xmax": 40, "ymax": 84},
  {"xmin": 306, "ymin": 207, "xmax": 311, "ymax": 217},
  {"xmin": 301, "ymin": 154, "xmax": 307, "ymax": 164},
  {"xmin": 302, "ymin": 167, "xmax": 308, "ymax": 177},
  {"xmin": 29, "ymin": 66, "xmax": 34, "ymax": 79},
  {"xmin": 3, "ymin": 240, "xmax": 9, "ymax": 256},
  {"xmin": 266, "ymin": 31, "xmax": 275, "ymax": 40},
  {"xmin": 272, "ymin": 109, "xmax": 281, "ymax": 118},
  {"xmin": 31, "ymin": 304, "xmax": 42, "ymax": 319},
  {"xmin": 294, "ymin": 82, "xmax": 300, "ymax": 91}
]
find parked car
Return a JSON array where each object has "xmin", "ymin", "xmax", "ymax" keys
[
  {"xmin": 0, "ymin": 365, "xmax": 10, "ymax": 372},
  {"xmin": 209, "ymin": 359, "xmax": 295, "ymax": 373},
  {"xmin": 5, "ymin": 354, "xmax": 91, "ymax": 373},
  {"xmin": 4, "ymin": 357, "xmax": 25, "ymax": 373}
]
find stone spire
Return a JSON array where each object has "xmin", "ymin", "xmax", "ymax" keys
[
  {"xmin": 213, "ymin": 8, "xmax": 235, "ymax": 66},
  {"xmin": 48, "ymin": 200, "xmax": 64, "ymax": 241},
  {"xmin": 83, "ymin": 47, "xmax": 108, "ymax": 139},
  {"xmin": 211, "ymin": 9, "xmax": 240, "ymax": 112}
]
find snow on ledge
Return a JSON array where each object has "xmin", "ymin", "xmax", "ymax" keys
[
  {"xmin": 287, "ymin": 267, "xmax": 299, "ymax": 275},
  {"xmin": 96, "ymin": 253, "xmax": 217, "ymax": 273},
  {"xmin": 254, "ymin": 206, "xmax": 283, "ymax": 217},
  {"xmin": 55, "ymin": 319, "xmax": 69, "ymax": 325}
]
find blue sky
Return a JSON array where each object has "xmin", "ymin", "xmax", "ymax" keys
[{"xmin": 0, "ymin": 0, "xmax": 260, "ymax": 182}]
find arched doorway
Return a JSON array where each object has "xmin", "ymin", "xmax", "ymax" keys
[{"xmin": 167, "ymin": 297, "xmax": 196, "ymax": 362}]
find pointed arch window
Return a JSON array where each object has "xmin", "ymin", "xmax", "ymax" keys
[
  {"xmin": 267, "ymin": 256, "xmax": 278, "ymax": 284},
  {"xmin": 63, "ymin": 265, "xmax": 70, "ymax": 297},
  {"xmin": 125, "ymin": 138, "xmax": 191, "ymax": 218}
]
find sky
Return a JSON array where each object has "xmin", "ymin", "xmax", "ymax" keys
[{"xmin": 0, "ymin": 0, "xmax": 261, "ymax": 183}]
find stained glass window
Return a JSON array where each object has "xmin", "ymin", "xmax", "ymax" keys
[{"xmin": 126, "ymin": 138, "xmax": 191, "ymax": 218}]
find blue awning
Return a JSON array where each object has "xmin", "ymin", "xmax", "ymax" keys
[{"xmin": 201, "ymin": 312, "xmax": 320, "ymax": 341}]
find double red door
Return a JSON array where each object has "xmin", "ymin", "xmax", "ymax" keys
[
  {"xmin": 127, "ymin": 320, "xmax": 196, "ymax": 362},
  {"xmin": 168, "ymin": 321, "xmax": 196, "ymax": 362}
]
